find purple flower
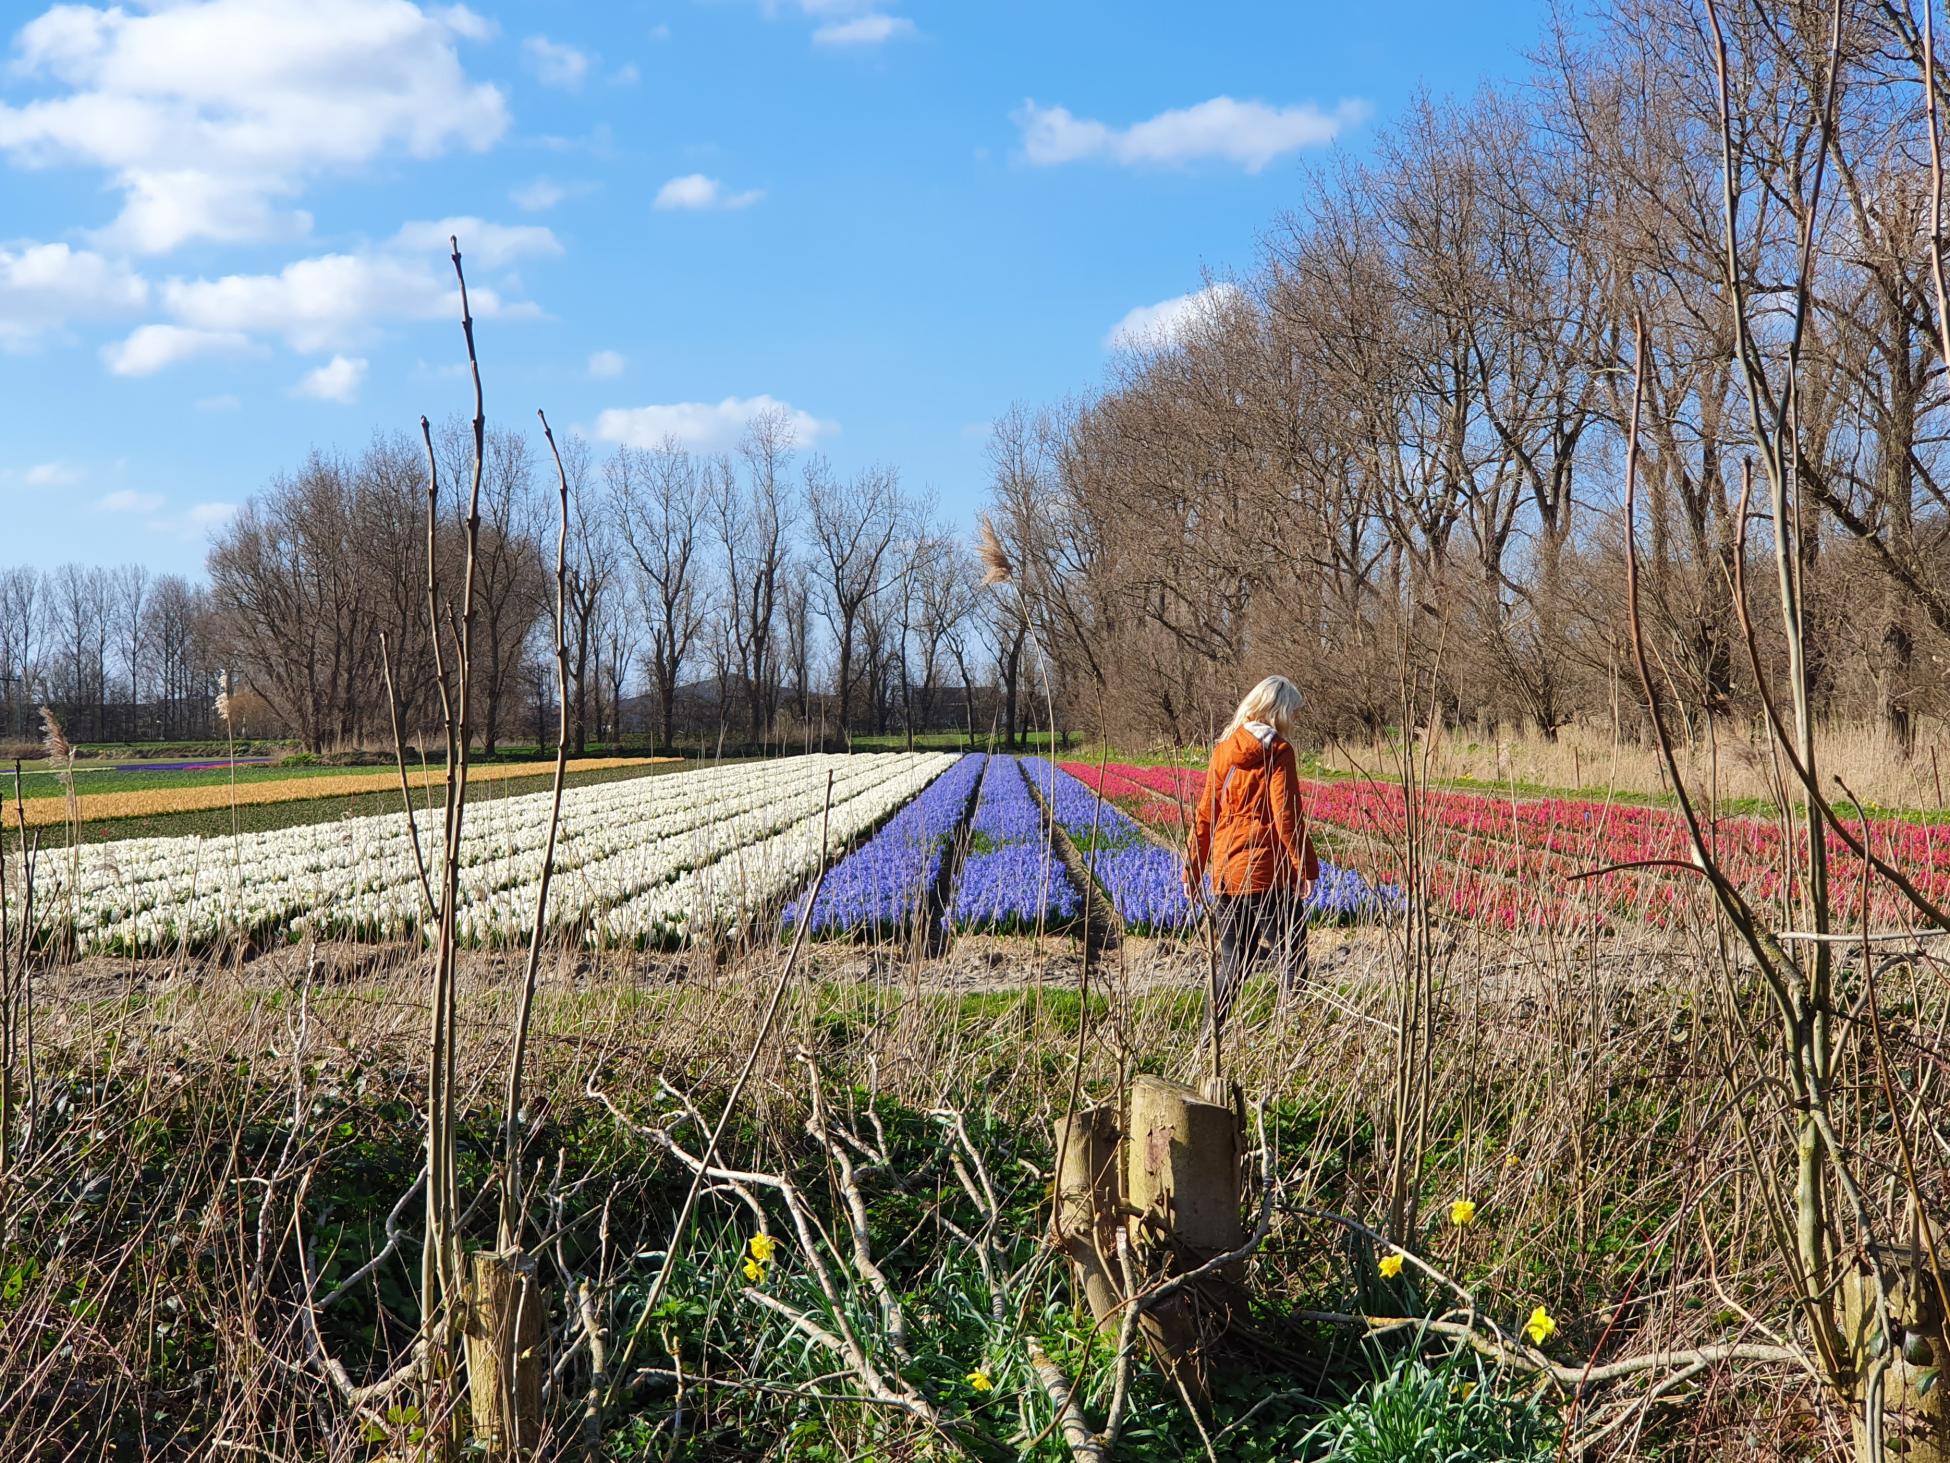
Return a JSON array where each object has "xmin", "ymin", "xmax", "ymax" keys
[
  {"xmin": 949, "ymin": 758, "xmax": 1082, "ymax": 931},
  {"xmin": 1024, "ymin": 759, "xmax": 1401, "ymax": 933},
  {"xmin": 784, "ymin": 755, "xmax": 987, "ymax": 938}
]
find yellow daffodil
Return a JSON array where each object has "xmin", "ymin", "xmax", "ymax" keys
[
  {"xmin": 966, "ymin": 1368, "xmax": 993, "ymax": 1393},
  {"xmin": 1524, "ymin": 1305, "xmax": 1557, "ymax": 1345},
  {"xmin": 742, "ymin": 1257, "xmax": 765, "ymax": 1284},
  {"xmin": 1449, "ymin": 1198, "xmax": 1477, "ymax": 1227},
  {"xmin": 748, "ymin": 1233, "xmax": 778, "ymax": 1264},
  {"xmin": 1455, "ymin": 1379, "xmax": 1478, "ymax": 1401},
  {"xmin": 1378, "ymin": 1252, "xmax": 1405, "ymax": 1279}
]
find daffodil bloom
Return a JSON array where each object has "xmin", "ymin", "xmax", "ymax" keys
[
  {"xmin": 742, "ymin": 1257, "xmax": 765, "ymax": 1284},
  {"xmin": 1378, "ymin": 1253, "xmax": 1404, "ymax": 1279},
  {"xmin": 1524, "ymin": 1305, "xmax": 1557, "ymax": 1345},
  {"xmin": 1449, "ymin": 1198, "xmax": 1477, "ymax": 1227},
  {"xmin": 1455, "ymin": 1379, "xmax": 1478, "ymax": 1401},
  {"xmin": 966, "ymin": 1368, "xmax": 993, "ymax": 1393},
  {"xmin": 748, "ymin": 1233, "xmax": 778, "ymax": 1263}
]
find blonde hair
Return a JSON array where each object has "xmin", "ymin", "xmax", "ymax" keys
[{"xmin": 1223, "ymin": 674, "xmax": 1303, "ymax": 742}]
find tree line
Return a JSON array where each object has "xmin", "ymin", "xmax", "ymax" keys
[
  {"xmin": 4, "ymin": 408, "xmax": 1055, "ymax": 758},
  {"xmin": 0, "ymin": 563, "xmax": 213, "ymax": 747},
  {"xmin": 986, "ymin": 0, "xmax": 1950, "ymax": 756}
]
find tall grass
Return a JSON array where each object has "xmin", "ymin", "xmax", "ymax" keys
[
  {"xmin": 1325, "ymin": 714, "xmax": 1950, "ymax": 813},
  {"xmin": 0, "ymin": 913, "xmax": 1902, "ymax": 1460}
]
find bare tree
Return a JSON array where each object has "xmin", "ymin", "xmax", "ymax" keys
[
  {"xmin": 611, "ymin": 439, "xmax": 705, "ymax": 752},
  {"xmin": 712, "ymin": 409, "xmax": 798, "ymax": 745},
  {"xmin": 554, "ymin": 434, "xmax": 617, "ymax": 755},
  {"xmin": 806, "ymin": 459, "xmax": 906, "ymax": 742}
]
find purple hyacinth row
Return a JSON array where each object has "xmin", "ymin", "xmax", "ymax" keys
[
  {"xmin": 950, "ymin": 758, "xmax": 1081, "ymax": 933},
  {"xmin": 1023, "ymin": 759, "xmax": 1402, "ymax": 934},
  {"xmin": 783, "ymin": 754, "xmax": 987, "ymax": 938},
  {"xmin": 1023, "ymin": 758, "xmax": 1193, "ymax": 934}
]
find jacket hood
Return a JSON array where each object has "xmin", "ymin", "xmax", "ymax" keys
[{"xmin": 1215, "ymin": 722, "xmax": 1276, "ymax": 771}]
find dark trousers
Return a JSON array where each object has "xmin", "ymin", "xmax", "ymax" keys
[{"xmin": 1208, "ymin": 889, "xmax": 1310, "ymax": 1036}]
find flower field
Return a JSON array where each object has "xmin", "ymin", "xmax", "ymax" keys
[
  {"xmin": 12, "ymin": 750, "xmax": 1425, "ymax": 959},
  {"xmin": 788, "ymin": 753, "xmax": 1399, "ymax": 942},
  {"xmin": 1060, "ymin": 761, "xmax": 1950, "ymax": 934},
  {"xmin": 783, "ymin": 752, "xmax": 989, "ymax": 938},
  {"xmin": 17, "ymin": 753, "xmax": 953, "ymax": 956},
  {"xmin": 949, "ymin": 756, "xmax": 1082, "ymax": 934},
  {"xmin": 12, "ymin": 755, "xmax": 670, "ymax": 827}
]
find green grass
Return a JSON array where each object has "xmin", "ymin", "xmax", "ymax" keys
[{"xmin": 5, "ymin": 761, "xmax": 686, "ymax": 847}]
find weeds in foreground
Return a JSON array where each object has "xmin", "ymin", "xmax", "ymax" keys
[{"xmin": 0, "ymin": 929, "xmax": 1881, "ymax": 1460}]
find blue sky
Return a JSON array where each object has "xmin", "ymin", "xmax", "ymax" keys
[{"xmin": 1, "ymin": 0, "xmax": 1547, "ymax": 577}]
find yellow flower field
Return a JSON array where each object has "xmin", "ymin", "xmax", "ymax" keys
[{"xmin": 15, "ymin": 757, "xmax": 678, "ymax": 828}]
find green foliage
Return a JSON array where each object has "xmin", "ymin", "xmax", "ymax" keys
[{"xmin": 1299, "ymin": 1343, "xmax": 1560, "ymax": 1462}]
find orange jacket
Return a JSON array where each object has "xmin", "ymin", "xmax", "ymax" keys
[{"xmin": 1186, "ymin": 724, "xmax": 1320, "ymax": 895}]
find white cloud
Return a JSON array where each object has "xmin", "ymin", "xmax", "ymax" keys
[
  {"xmin": 0, "ymin": 241, "xmax": 147, "ymax": 350},
  {"xmin": 195, "ymin": 393, "xmax": 241, "ymax": 412},
  {"xmin": 594, "ymin": 395, "xmax": 835, "ymax": 453},
  {"xmin": 654, "ymin": 173, "xmax": 764, "ymax": 211},
  {"xmin": 1014, "ymin": 96, "xmax": 1366, "ymax": 172},
  {"xmin": 610, "ymin": 62, "xmax": 640, "ymax": 86},
  {"xmin": 102, "ymin": 323, "xmax": 252, "ymax": 375},
  {"xmin": 163, "ymin": 499, "xmax": 238, "ymax": 541},
  {"xmin": 293, "ymin": 353, "xmax": 367, "ymax": 402},
  {"xmin": 89, "ymin": 209, "xmax": 548, "ymax": 375},
  {"xmin": 25, "ymin": 460, "xmax": 84, "ymax": 486},
  {"xmin": 430, "ymin": 5, "xmax": 494, "ymax": 41},
  {"xmin": 813, "ymin": 14, "xmax": 916, "ymax": 45},
  {"xmin": 523, "ymin": 34, "xmax": 591, "ymax": 89},
  {"xmin": 155, "ymin": 249, "xmax": 530, "ymax": 355},
  {"xmin": 183, "ymin": 501, "xmax": 237, "ymax": 531},
  {"xmin": 1104, "ymin": 283, "xmax": 1245, "ymax": 352},
  {"xmin": 510, "ymin": 178, "xmax": 567, "ymax": 212},
  {"xmin": 390, "ymin": 216, "xmax": 562, "ymax": 269},
  {"xmin": 96, "ymin": 489, "xmax": 164, "ymax": 513},
  {"xmin": 648, "ymin": 23, "xmax": 671, "ymax": 41},
  {"xmin": 0, "ymin": 0, "xmax": 509, "ymax": 254},
  {"xmin": 587, "ymin": 349, "xmax": 625, "ymax": 379}
]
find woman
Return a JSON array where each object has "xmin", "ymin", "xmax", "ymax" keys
[{"xmin": 1183, "ymin": 675, "xmax": 1319, "ymax": 1034}]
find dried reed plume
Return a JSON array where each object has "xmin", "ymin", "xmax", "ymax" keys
[
  {"xmin": 976, "ymin": 513, "xmax": 1013, "ymax": 586},
  {"xmin": 37, "ymin": 704, "xmax": 70, "ymax": 767}
]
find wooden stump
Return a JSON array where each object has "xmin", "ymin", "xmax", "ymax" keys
[
  {"xmin": 1052, "ymin": 1078, "xmax": 1251, "ymax": 1403},
  {"xmin": 1842, "ymin": 1255, "xmax": 1950, "ymax": 1463},
  {"xmin": 1124, "ymin": 1074, "xmax": 1244, "ymax": 1262},
  {"xmin": 464, "ymin": 1248, "xmax": 544, "ymax": 1460},
  {"xmin": 1053, "ymin": 1103, "xmax": 1124, "ymax": 1333}
]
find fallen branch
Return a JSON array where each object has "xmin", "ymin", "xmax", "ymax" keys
[{"xmin": 1029, "ymin": 1346, "xmax": 1107, "ymax": 1463}]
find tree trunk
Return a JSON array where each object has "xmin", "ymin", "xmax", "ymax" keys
[
  {"xmin": 464, "ymin": 1248, "xmax": 544, "ymax": 1460},
  {"xmin": 1842, "ymin": 1253, "xmax": 1948, "ymax": 1463},
  {"xmin": 1053, "ymin": 1105, "xmax": 1124, "ymax": 1333}
]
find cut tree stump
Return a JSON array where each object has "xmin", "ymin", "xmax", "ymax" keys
[
  {"xmin": 1843, "ymin": 1254, "xmax": 1950, "ymax": 1463},
  {"xmin": 1124, "ymin": 1074, "xmax": 1244, "ymax": 1263},
  {"xmin": 1052, "ymin": 1075, "xmax": 1249, "ymax": 1405},
  {"xmin": 1054, "ymin": 1103, "xmax": 1124, "ymax": 1333},
  {"xmin": 464, "ymin": 1247, "xmax": 544, "ymax": 1460}
]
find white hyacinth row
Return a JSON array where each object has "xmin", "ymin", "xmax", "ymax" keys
[{"xmin": 11, "ymin": 753, "xmax": 953, "ymax": 956}]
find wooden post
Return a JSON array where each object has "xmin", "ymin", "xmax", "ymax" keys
[
  {"xmin": 1120, "ymin": 1074, "xmax": 1247, "ymax": 1401},
  {"xmin": 1052, "ymin": 1078, "xmax": 1251, "ymax": 1405},
  {"xmin": 1124, "ymin": 1074, "xmax": 1244, "ymax": 1261},
  {"xmin": 1842, "ymin": 1255, "xmax": 1949, "ymax": 1463},
  {"xmin": 464, "ymin": 1248, "xmax": 544, "ymax": 1459},
  {"xmin": 1053, "ymin": 1103, "xmax": 1125, "ymax": 1332}
]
